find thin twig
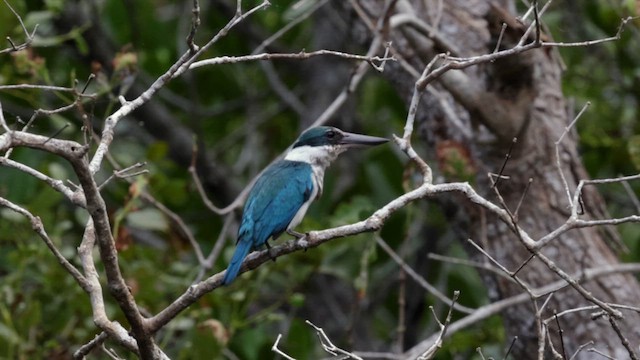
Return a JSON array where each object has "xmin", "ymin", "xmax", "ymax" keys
[
  {"xmin": 43, "ymin": 123, "xmax": 70, "ymax": 144},
  {"xmin": 493, "ymin": 23, "xmax": 508, "ymax": 53},
  {"xmin": 553, "ymin": 311, "xmax": 567, "ymax": 360},
  {"xmin": 271, "ymin": 334, "xmax": 297, "ymax": 360},
  {"xmin": 0, "ymin": 0, "xmax": 37, "ymax": 54},
  {"xmin": 186, "ymin": 0, "xmax": 201, "ymax": 52},
  {"xmin": 587, "ymin": 348, "xmax": 616, "ymax": 360},
  {"xmin": 0, "ymin": 196, "xmax": 88, "ymax": 288},
  {"xmin": 467, "ymin": 238, "xmax": 534, "ymax": 297},
  {"xmin": 306, "ymin": 320, "xmax": 363, "ymax": 359},
  {"xmin": 503, "ymin": 336, "xmax": 518, "ymax": 360},
  {"xmin": 417, "ymin": 291, "xmax": 460, "ymax": 359},
  {"xmin": 555, "ymin": 101, "xmax": 591, "ymax": 208},
  {"xmin": 0, "ymin": 84, "xmax": 86, "ymax": 93},
  {"xmin": 377, "ymin": 235, "xmax": 474, "ymax": 314},
  {"xmin": 252, "ymin": 0, "xmax": 329, "ymax": 54},
  {"xmin": 89, "ymin": 0, "xmax": 272, "ymax": 174},
  {"xmin": 73, "ymin": 332, "xmax": 109, "ymax": 359},
  {"xmin": 513, "ymin": 178, "xmax": 533, "ymax": 218},
  {"xmin": 609, "ymin": 317, "xmax": 639, "ymax": 360},
  {"xmin": 492, "ymin": 137, "xmax": 517, "ymax": 189},
  {"xmin": 0, "ymin": 156, "xmax": 83, "ymax": 205},
  {"xmin": 403, "ymin": 263, "xmax": 640, "ymax": 359},
  {"xmin": 532, "ymin": 0, "xmax": 541, "ymax": 45},
  {"xmin": 569, "ymin": 341, "xmax": 594, "ymax": 360}
]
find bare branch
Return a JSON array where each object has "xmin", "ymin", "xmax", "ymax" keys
[
  {"xmin": 271, "ymin": 334, "xmax": 297, "ymax": 360},
  {"xmin": 140, "ymin": 190, "xmax": 206, "ymax": 266},
  {"xmin": 252, "ymin": 0, "xmax": 329, "ymax": 55},
  {"xmin": 76, "ymin": 221, "xmax": 139, "ymax": 357},
  {"xmin": 0, "ymin": 0, "xmax": 37, "ymax": 54},
  {"xmin": 491, "ymin": 137, "xmax": 518, "ymax": 189},
  {"xmin": 309, "ymin": 37, "xmax": 386, "ymax": 128},
  {"xmin": 98, "ymin": 162, "xmax": 149, "ymax": 190},
  {"xmin": 404, "ymin": 13, "xmax": 635, "ymax": 105},
  {"xmin": 609, "ymin": 316, "xmax": 639, "ymax": 360},
  {"xmin": 569, "ymin": 341, "xmax": 594, "ymax": 360},
  {"xmin": 542, "ymin": 16, "xmax": 638, "ymax": 48},
  {"xmin": 0, "ymin": 156, "xmax": 85, "ymax": 206},
  {"xmin": 190, "ymin": 50, "xmax": 393, "ymax": 70},
  {"xmin": 73, "ymin": 332, "xmax": 109, "ymax": 359},
  {"xmin": 89, "ymin": 0, "xmax": 271, "ymax": 174},
  {"xmin": 621, "ymin": 177, "xmax": 640, "ymax": 213},
  {"xmin": 186, "ymin": 0, "xmax": 201, "ymax": 52},
  {"xmin": 467, "ymin": 238, "xmax": 534, "ymax": 298},
  {"xmin": 493, "ymin": 22, "xmax": 508, "ymax": 53},
  {"xmin": 189, "ymin": 141, "xmax": 242, "ymax": 215},
  {"xmin": 0, "ymin": 84, "xmax": 89, "ymax": 93},
  {"xmin": 194, "ymin": 213, "xmax": 234, "ymax": 283},
  {"xmin": 306, "ymin": 320, "xmax": 363, "ymax": 359},
  {"xmin": 417, "ymin": 291, "xmax": 460, "ymax": 359},
  {"xmin": 587, "ymin": 347, "xmax": 617, "ymax": 359},
  {"xmin": 404, "ymin": 263, "xmax": 640, "ymax": 359},
  {"xmin": 0, "ymin": 129, "xmax": 163, "ymax": 358},
  {"xmin": 427, "ymin": 252, "xmax": 513, "ymax": 280},
  {"xmin": 376, "ymin": 235, "xmax": 474, "ymax": 314},
  {"xmin": 4, "ymin": 1, "xmax": 640, "ymax": 358},
  {"xmin": 0, "ymin": 196, "xmax": 87, "ymax": 288},
  {"xmin": 187, "ymin": 13, "xmax": 394, "ymax": 218},
  {"xmin": 555, "ymin": 101, "xmax": 591, "ymax": 208}
]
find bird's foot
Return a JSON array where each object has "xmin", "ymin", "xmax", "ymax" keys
[
  {"xmin": 288, "ymin": 229, "xmax": 309, "ymax": 251},
  {"xmin": 265, "ymin": 241, "xmax": 276, "ymax": 262},
  {"xmin": 287, "ymin": 229, "xmax": 306, "ymax": 239}
]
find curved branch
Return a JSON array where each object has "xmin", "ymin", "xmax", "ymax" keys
[
  {"xmin": 0, "ymin": 130, "xmax": 158, "ymax": 358},
  {"xmin": 404, "ymin": 263, "xmax": 640, "ymax": 359}
]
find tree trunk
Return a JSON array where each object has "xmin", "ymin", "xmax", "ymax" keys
[{"xmin": 347, "ymin": 1, "xmax": 640, "ymax": 358}]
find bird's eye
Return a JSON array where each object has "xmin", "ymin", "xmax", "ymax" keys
[{"xmin": 326, "ymin": 130, "xmax": 336, "ymax": 138}]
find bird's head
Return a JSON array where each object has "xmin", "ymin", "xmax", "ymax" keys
[
  {"xmin": 286, "ymin": 126, "xmax": 388, "ymax": 166},
  {"xmin": 293, "ymin": 126, "xmax": 388, "ymax": 149}
]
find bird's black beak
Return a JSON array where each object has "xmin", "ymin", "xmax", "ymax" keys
[{"xmin": 339, "ymin": 131, "xmax": 388, "ymax": 147}]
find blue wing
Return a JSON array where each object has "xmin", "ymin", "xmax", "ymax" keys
[
  {"xmin": 240, "ymin": 160, "xmax": 314, "ymax": 247},
  {"xmin": 223, "ymin": 160, "xmax": 313, "ymax": 285},
  {"xmin": 222, "ymin": 160, "xmax": 313, "ymax": 284}
]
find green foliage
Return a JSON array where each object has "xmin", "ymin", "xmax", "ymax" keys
[
  {"xmin": 551, "ymin": 2, "xmax": 640, "ymax": 264},
  {"xmin": 1, "ymin": 0, "xmax": 638, "ymax": 359},
  {"xmin": 555, "ymin": 4, "xmax": 639, "ymax": 177},
  {"xmin": 0, "ymin": 218, "xmax": 93, "ymax": 359}
]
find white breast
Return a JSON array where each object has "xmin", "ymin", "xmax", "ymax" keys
[{"xmin": 284, "ymin": 145, "xmax": 344, "ymax": 231}]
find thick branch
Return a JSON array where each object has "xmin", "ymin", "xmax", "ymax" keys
[{"xmin": 0, "ymin": 130, "xmax": 157, "ymax": 358}]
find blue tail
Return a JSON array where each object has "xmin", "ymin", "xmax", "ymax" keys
[{"xmin": 222, "ymin": 239, "xmax": 252, "ymax": 285}]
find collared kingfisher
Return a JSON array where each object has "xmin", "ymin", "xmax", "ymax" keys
[{"xmin": 222, "ymin": 126, "xmax": 388, "ymax": 285}]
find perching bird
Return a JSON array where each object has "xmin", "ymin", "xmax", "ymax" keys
[{"xmin": 222, "ymin": 126, "xmax": 388, "ymax": 285}]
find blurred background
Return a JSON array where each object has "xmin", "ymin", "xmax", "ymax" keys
[{"xmin": 0, "ymin": 0, "xmax": 639, "ymax": 359}]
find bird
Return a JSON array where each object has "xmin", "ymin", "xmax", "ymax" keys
[{"xmin": 222, "ymin": 126, "xmax": 388, "ymax": 285}]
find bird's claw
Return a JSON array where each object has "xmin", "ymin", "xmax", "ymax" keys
[
  {"xmin": 287, "ymin": 229, "xmax": 306, "ymax": 239},
  {"xmin": 265, "ymin": 241, "xmax": 276, "ymax": 262},
  {"xmin": 288, "ymin": 230, "xmax": 310, "ymax": 251}
]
